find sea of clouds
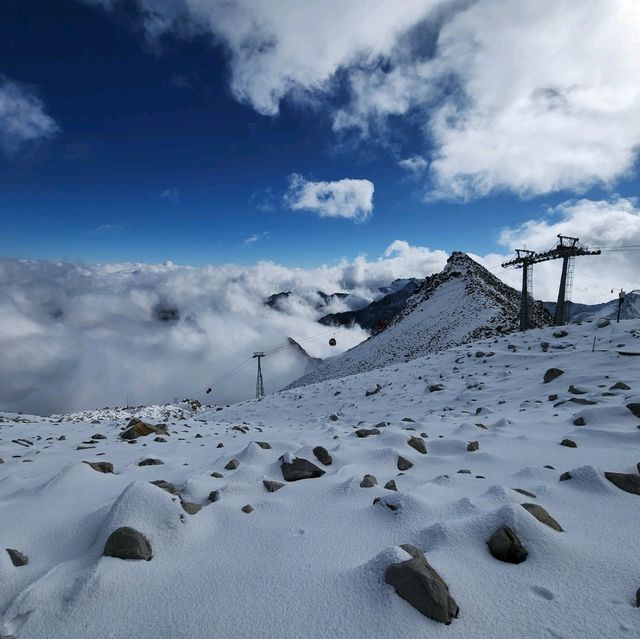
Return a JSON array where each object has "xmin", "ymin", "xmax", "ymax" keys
[
  {"xmin": 3, "ymin": 196, "xmax": 639, "ymax": 416},
  {"xmin": 0, "ymin": 241, "xmax": 447, "ymax": 415}
]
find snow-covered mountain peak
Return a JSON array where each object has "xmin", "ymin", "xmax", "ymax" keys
[{"xmin": 287, "ymin": 253, "xmax": 551, "ymax": 388}]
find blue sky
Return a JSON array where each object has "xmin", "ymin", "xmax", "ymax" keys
[{"xmin": 1, "ymin": 0, "xmax": 640, "ymax": 268}]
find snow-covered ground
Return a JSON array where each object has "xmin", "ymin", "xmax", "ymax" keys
[{"xmin": 1, "ymin": 320, "xmax": 640, "ymax": 638}]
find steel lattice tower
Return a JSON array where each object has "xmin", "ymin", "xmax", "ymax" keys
[{"xmin": 253, "ymin": 352, "xmax": 265, "ymax": 400}]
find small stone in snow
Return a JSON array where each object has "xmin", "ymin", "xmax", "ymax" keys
[
  {"xmin": 138, "ymin": 458, "xmax": 164, "ymax": 466},
  {"xmin": 255, "ymin": 441, "xmax": 271, "ymax": 449},
  {"xmin": 263, "ymin": 479, "xmax": 285, "ymax": 492},
  {"xmin": 521, "ymin": 503, "xmax": 563, "ymax": 532},
  {"xmin": 355, "ymin": 428, "xmax": 380, "ymax": 438},
  {"xmin": 103, "ymin": 527, "xmax": 152, "ymax": 561},
  {"xmin": 241, "ymin": 504, "xmax": 254, "ymax": 513},
  {"xmin": 313, "ymin": 446, "xmax": 332, "ymax": 465},
  {"xmin": 604, "ymin": 472, "xmax": 640, "ymax": 495},
  {"xmin": 397, "ymin": 456, "xmax": 413, "ymax": 471},
  {"xmin": 83, "ymin": 461, "xmax": 113, "ymax": 473},
  {"xmin": 385, "ymin": 544, "xmax": 459, "ymax": 624},
  {"xmin": 384, "ymin": 480, "xmax": 397, "ymax": 491},
  {"xmin": 573, "ymin": 416, "xmax": 586, "ymax": 426},
  {"xmin": 560, "ymin": 439, "xmax": 577, "ymax": 448},
  {"xmin": 407, "ymin": 436, "xmax": 427, "ymax": 454},
  {"xmin": 543, "ymin": 368, "xmax": 564, "ymax": 384},
  {"xmin": 487, "ymin": 526, "xmax": 528, "ymax": 564},
  {"xmin": 225, "ymin": 458, "xmax": 239, "ymax": 470},
  {"xmin": 6, "ymin": 548, "xmax": 28, "ymax": 567},
  {"xmin": 467, "ymin": 441, "xmax": 479, "ymax": 452},
  {"xmin": 360, "ymin": 474, "xmax": 377, "ymax": 488},
  {"xmin": 208, "ymin": 490, "xmax": 220, "ymax": 502},
  {"xmin": 281, "ymin": 457, "xmax": 325, "ymax": 482}
]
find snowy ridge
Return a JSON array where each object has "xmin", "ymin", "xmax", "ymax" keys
[
  {"xmin": 1, "ymin": 320, "xmax": 639, "ymax": 638},
  {"xmin": 287, "ymin": 252, "xmax": 551, "ymax": 389}
]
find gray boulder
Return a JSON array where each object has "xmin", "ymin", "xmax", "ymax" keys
[
  {"xmin": 138, "ymin": 458, "xmax": 164, "ymax": 466},
  {"xmin": 385, "ymin": 544, "xmax": 459, "ymax": 624},
  {"xmin": 487, "ymin": 526, "xmax": 528, "ymax": 564},
  {"xmin": 83, "ymin": 461, "xmax": 114, "ymax": 473},
  {"xmin": 281, "ymin": 457, "xmax": 325, "ymax": 482},
  {"xmin": 397, "ymin": 456, "xmax": 414, "ymax": 471},
  {"xmin": 356, "ymin": 428, "xmax": 380, "ymax": 438},
  {"xmin": 605, "ymin": 472, "xmax": 640, "ymax": 495},
  {"xmin": 366, "ymin": 384, "xmax": 382, "ymax": 397},
  {"xmin": 6, "ymin": 548, "xmax": 28, "ymax": 567},
  {"xmin": 521, "ymin": 503, "xmax": 563, "ymax": 532},
  {"xmin": 224, "ymin": 458, "xmax": 239, "ymax": 470},
  {"xmin": 313, "ymin": 446, "xmax": 333, "ymax": 466},
  {"xmin": 263, "ymin": 479, "xmax": 285, "ymax": 492},
  {"xmin": 360, "ymin": 474, "xmax": 377, "ymax": 488},
  {"xmin": 103, "ymin": 527, "xmax": 152, "ymax": 561},
  {"xmin": 467, "ymin": 441, "xmax": 480, "ymax": 452},
  {"xmin": 408, "ymin": 436, "xmax": 427, "ymax": 454},
  {"xmin": 626, "ymin": 403, "xmax": 640, "ymax": 418},
  {"xmin": 543, "ymin": 368, "xmax": 564, "ymax": 384}
]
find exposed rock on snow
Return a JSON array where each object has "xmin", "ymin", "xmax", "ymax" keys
[
  {"xmin": 521, "ymin": 503, "xmax": 564, "ymax": 532},
  {"xmin": 6, "ymin": 548, "xmax": 28, "ymax": 567},
  {"xmin": 604, "ymin": 472, "xmax": 640, "ymax": 495},
  {"xmin": 280, "ymin": 457, "xmax": 325, "ymax": 482},
  {"xmin": 103, "ymin": 526, "xmax": 152, "ymax": 561},
  {"xmin": 467, "ymin": 441, "xmax": 480, "ymax": 452},
  {"xmin": 407, "ymin": 437, "xmax": 427, "ymax": 454},
  {"xmin": 486, "ymin": 526, "xmax": 528, "ymax": 564},
  {"xmin": 312, "ymin": 446, "xmax": 332, "ymax": 466},
  {"xmin": 385, "ymin": 544, "xmax": 459, "ymax": 624},
  {"xmin": 224, "ymin": 458, "xmax": 239, "ymax": 470},
  {"xmin": 366, "ymin": 384, "xmax": 382, "ymax": 397},
  {"xmin": 626, "ymin": 403, "xmax": 640, "ymax": 418},
  {"xmin": 83, "ymin": 461, "xmax": 114, "ymax": 473},
  {"xmin": 543, "ymin": 368, "xmax": 564, "ymax": 383},
  {"xmin": 360, "ymin": 474, "xmax": 377, "ymax": 488},
  {"xmin": 138, "ymin": 458, "xmax": 164, "ymax": 466},
  {"xmin": 397, "ymin": 456, "xmax": 413, "ymax": 471},
  {"xmin": 560, "ymin": 439, "xmax": 577, "ymax": 448},
  {"xmin": 355, "ymin": 428, "xmax": 380, "ymax": 438},
  {"xmin": 263, "ymin": 480, "xmax": 285, "ymax": 492},
  {"xmin": 121, "ymin": 418, "xmax": 167, "ymax": 440}
]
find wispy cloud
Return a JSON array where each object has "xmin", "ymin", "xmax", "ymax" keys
[
  {"xmin": 160, "ymin": 188, "xmax": 180, "ymax": 203},
  {"xmin": 285, "ymin": 174, "xmax": 374, "ymax": 222},
  {"xmin": 398, "ymin": 156, "xmax": 428, "ymax": 175},
  {"xmin": 0, "ymin": 76, "xmax": 59, "ymax": 154},
  {"xmin": 244, "ymin": 231, "xmax": 270, "ymax": 245}
]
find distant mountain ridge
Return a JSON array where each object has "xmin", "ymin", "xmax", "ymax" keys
[
  {"xmin": 544, "ymin": 290, "xmax": 640, "ymax": 323},
  {"xmin": 318, "ymin": 278, "xmax": 421, "ymax": 333},
  {"xmin": 285, "ymin": 252, "xmax": 552, "ymax": 389}
]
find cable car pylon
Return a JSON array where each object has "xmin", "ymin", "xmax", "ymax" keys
[{"xmin": 253, "ymin": 352, "xmax": 265, "ymax": 400}]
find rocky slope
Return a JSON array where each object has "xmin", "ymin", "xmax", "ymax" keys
[
  {"xmin": 1, "ymin": 320, "xmax": 639, "ymax": 638},
  {"xmin": 287, "ymin": 252, "xmax": 551, "ymax": 389},
  {"xmin": 319, "ymin": 278, "xmax": 421, "ymax": 333}
]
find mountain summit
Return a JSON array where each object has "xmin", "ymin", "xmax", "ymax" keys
[{"xmin": 286, "ymin": 252, "xmax": 551, "ymax": 388}]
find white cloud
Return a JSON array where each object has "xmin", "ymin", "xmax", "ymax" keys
[
  {"xmin": 0, "ymin": 241, "xmax": 446, "ymax": 414},
  {"xmin": 244, "ymin": 231, "xmax": 270, "ymax": 245},
  {"xmin": 0, "ymin": 77, "xmax": 59, "ymax": 153},
  {"xmin": 426, "ymin": 0, "xmax": 640, "ymax": 199},
  {"xmin": 398, "ymin": 155, "xmax": 428, "ymax": 175},
  {"xmin": 285, "ymin": 174, "xmax": 374, "ymax": 222},
  {"xmin": 81, "ymin": 0, "xmax": 640, "ymax": 199},
  {"xmin": 488, "ymin": 197, "xmax": 640, "ymax": 304}
]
